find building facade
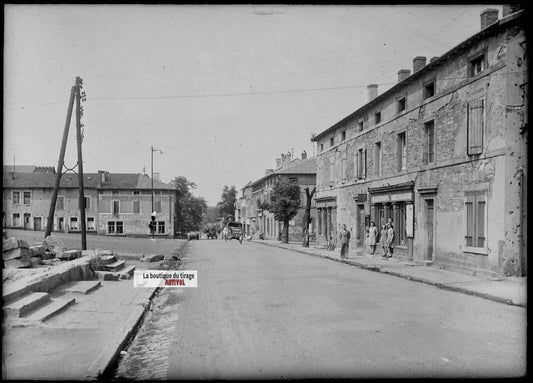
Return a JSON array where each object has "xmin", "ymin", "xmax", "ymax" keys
[
  {"xmin": 311, "ymin": 8, "xmax": 527, "ymax": 277},
  {"xmin": 237, "ymin": 152, "xmax": 317, "ymax": 242},
  {"xmin": 3, "ymin": 167, "xmax": 175, "ymax": 237}
]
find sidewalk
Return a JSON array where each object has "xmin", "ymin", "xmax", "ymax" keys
[
  {"xmin": 2, "ymin": 250, "xmax": 180, "ymax": 381},
  {"xmin": 255, "ymin": 239, "xmax": 527, "ymax": 307}
]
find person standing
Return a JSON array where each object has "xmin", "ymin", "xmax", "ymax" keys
[
  {"xmin": 381, "ymin": 224, "xmax": 388, "ymax": 257},
  {"xmin": 367, "ymin": 221, "xmax": 378, "ymax": 255},
  {"xmin": 386, "ymin": 223, "xmax": 395, "ymax": 258},
  {"xmin": 339, "ymin": 224, "xmax": 351, "ymax": 259}
]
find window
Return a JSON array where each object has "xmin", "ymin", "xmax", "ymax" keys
[
  {"xmin": 397, "ymin": 132, "xmax": 407, "ymax": 171},
  {"xmin": 465, "ymin": 193, "xmax": 486, "ymax": 248},
  {"xmin": 157, "ymin": 221, "xmax": 165, "ymax": 234},
  {"xmin": 357, "ymin": 148, "xmax": 367, "ymax": 180},
  {"xmin": 423, "ymin": 80, "xmax": 435, "ymax": 99},
  {"xmin": 87, "ymin": 217, "xmax": 95, "ymax": 231},
  {"xmin": 112, "ymin": 190, "xmax": 119, "ymax": 195},
  {"xmin": 133, "ymin": 200, "xmax": 140, "ymax": 214},
  {"xmin": 108, "ymin": 221, "xmax": 124, "ymax": 234},
  {"xmin": 57, "ymin": 196, "xmax": 65, "ymax": 210},
  {"xmin": 375, "ymin": 111, "xmax": 381, "ymax": 124},
  {"xmin": 13, "ymin": 213, "xmax": 21, "ymax": 227},
  {"xmin": 70, "ymin": 217, "xmax": 79, "ymax": 231},
  {"xmin": 12, "ymin": 191, "xmax": 21, "ymax": 205},
  {"xmin": 289, "ymin": 177, "xmax": 297, "ymax": 184},
  {"xmin": 155, "ymin": 199, "xmax": 162, "ymax": 213},
  {"xmin": 358, "ymin": 120, "xmax": 364, "ymax": 132},
  {"xmin": 341, "ymin": 152, "xmax": 347, "ymax": 182},
  {"xmin": 329, "ymin": 157, "xmax": 335, "ymax": 184},
  {"xmin": 469, "ymin": 53, "xmax": 486, "ymax": 76},
  {"xmin": 397, "ymin": 96, "xmax": 406, "ymax": 113},
  {"xmin": 425, "ymin": 120, "xmax": 435, "ymax": 164},
  {"xmin": 375, "ymin": 142, "xmax": 382, "ymax": 176},
  {"xmin": 341, "ymin": 131, "xmax": 346, "ymax": 141},
  {"xmin": 468, "ymin": 99, "xmax": 484, "ymax": 155},
  {"xmin": 23, "ymin": 191, "xmax": 31, "ymax": 205},
  {"xmin": 397, "ymin": 203, "xmax": 407, "ymax": 246},
  {"xmin": 330, "ymin": 137, "xmax": 334, "ymax": 147},
  {"xmin": 133, "ymin": 190, "xmax": 140, "ymax": 195},
  {"xmin": 320, "ymin": 143, "xmax": 324, "ymax": 152},
  {"xmin": 84, "ymin": 196, "xmax": 91, "ymax": 210},
  {"xmin": 112, "ymin": 200, "xmax": 120, "ymax": 215}
]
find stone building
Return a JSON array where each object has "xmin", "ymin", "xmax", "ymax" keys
[
  {"xmin": 238, "ymin": 152, "xmax": 317, "ymax": 242},
  {"xmin": 2, "ymin": 167, "xmax": 175, "ymax": 237},
  {"xmin": 311, "ymin": 7, "xmax": 527, "ymax": 277}
]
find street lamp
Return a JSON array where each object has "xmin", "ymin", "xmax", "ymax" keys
[{"xmin": 151, "ymin": 145, "xmax": 163, "ymax": 237}]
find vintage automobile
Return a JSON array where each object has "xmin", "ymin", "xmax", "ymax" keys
[
  {"xmin": 205, "ymin": 223, "xmax": 218, "ymax": 239},
  {"xmin": 225, "ymin": 222, "xmax": 243, "ymax": 243}
]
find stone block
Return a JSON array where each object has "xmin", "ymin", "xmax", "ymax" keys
[
  {"xmin": 3, "ymin": 237, "xmax": 29, "ymax": 252},
  {"xmin": 103, "ymin": 272, "xmax": 120, "ymax": 281},
  {"xmin": 58, "ymin": 249, "xmax": 82, "ymax": 261},
  {"xmin": 43, "ymin": 235, "xmax": 66, "ymax": 257},
  {"xmin": 41, "ymin": 258, "xmax": 61, "ymax": 266},
  {"xmin": 30, "ymin": 257, "xmax": 42, "ymax": 267},
  {"xmin": 3, "ymin": 247, "xmax": 31, "ymax": 261},
  {"xmin": 4, "ymin": 255, "xmax": 33, "ymax": 269},
  {"xmin": 30, "ymin": 245, "xmax": 47, "ymax": 257},
  {"xmin": 41, "ymin": 251, "xmax": 55, "ymax": 260}
]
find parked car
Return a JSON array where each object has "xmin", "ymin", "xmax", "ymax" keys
[
  {"xmin": 187, "ymin": 231, "xmax": 200, "ymax": 240},
  {"xmin": 205, "ymin": 223, "xmax": 218, "ymax": 239}
]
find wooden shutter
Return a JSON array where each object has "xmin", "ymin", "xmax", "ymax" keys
[
  {"xmin": 363, "ymin": 149, "xmax": 367, "ymax": 179},
  {"xmin": 465, "ymin": 195, "xmax": 474, "ymax": 246},
  {"xmin": 468, "ymin": 99, "xmax": 484, "ymax": 155}
]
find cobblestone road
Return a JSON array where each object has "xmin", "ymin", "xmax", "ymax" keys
[{"xmin": 115, "ymin": 288, "xmax": 183, "ymax": 380}]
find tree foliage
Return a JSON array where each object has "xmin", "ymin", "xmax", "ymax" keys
[
  {"xmin": 217, "ymin": 185, "xmax": 237, "ymax": 222},
  {"xmin": 171, "ymin": 176, "xmax": 207, "ymax": 237},
  {"xmin": 269, "ymin": 182, "xmax": 301, "ymax": 243}
]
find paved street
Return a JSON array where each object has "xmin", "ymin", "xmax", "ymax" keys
[{"xmin": 115, "ymin": 238, "xmax": 526, "ymax": 379}]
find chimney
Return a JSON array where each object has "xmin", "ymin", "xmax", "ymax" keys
[
  {"xmin": 480, "ymin": 8, "xmax": 499, "ymax": 30},
  {"xmin": 301, "ymin": 150, "xmax": 307, "ymax": 160},
  {"xmin": 430, "ymin": 56, "xmax": 439, "ymax": 63},
  {"xmin": 503, "ymin": 5, "xmax": 521, "ymax": 17},
  {"xmin": 367, "ymin": 84, "xmax": 378, "ymax": 102},
  {"xmin": 275, "ymin": 158, "xmax": 281, "ymax": 168},
  {"xmin": 398, "ymin": 69, "xmax": 411, "ymax": 83},
  {"xmin": 97, "ymin": 170, "xmax": 105, "ymax": 187},
  {"xmin": 413, "ymin": 56, "xmax": 427, "ymax": 73}
]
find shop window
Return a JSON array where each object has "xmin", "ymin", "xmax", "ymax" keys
[{"xmin": 108, "ymin": 221, "xmax": 124, "ymax": 234}]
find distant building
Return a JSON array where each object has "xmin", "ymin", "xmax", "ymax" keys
[
  {"xmin": 311, "ymin": 8, "xmax": 527, "ymax": 277},
  {"xmin": 239, "ymin": 151, "xmax": 317, "ymax": 242},
  {"xmin": 2, "ymin": 167, "xmax": 175, "ymax": 237}
]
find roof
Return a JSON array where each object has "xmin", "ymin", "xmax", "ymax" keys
[
  {"xmin": 249, "ymin": 157, "xmax": 316, "ymax": 187},
  {"xmin": 311, "ymin": 10, "xmax": 525, "ymax": 142},
  {"xmin": 2, "ymin": 171, "xmax": 172, "ymax": 190}
]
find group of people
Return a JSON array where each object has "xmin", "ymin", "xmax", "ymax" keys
[
  {"xmin": 366, "ymin": 219, "xmax": 395, "ymax": 258},
  {"xmin": 336, "ymin": 218, "xmax": 395, "ymax": 260}
]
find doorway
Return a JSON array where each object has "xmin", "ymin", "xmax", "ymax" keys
[
  {"xmin": 357, "ymin": 205, "xmax": 365, "ymax": 247},
  {"xmin": 425, "ymin": 199, "xmax": 434, "ymax": 260},
  {"xmin": 24, "ymin": 213, "xmax": 31, "ymax": 230},
  {"xmin": 33, "ymin": 217, "xmax": 42, "ymax": 231}
]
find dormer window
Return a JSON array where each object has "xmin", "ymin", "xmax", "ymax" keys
[{"xmin": 469, "ymin": 51, "xmax": 487, "ymax": 76}]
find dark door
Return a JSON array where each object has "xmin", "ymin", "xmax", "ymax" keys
[
  {"xmin": 33, "ymin": 217, "xmax": 42, "ymax": 231},
  {"xmin": 24, "ymin": 213, "xmax": 31, "ymax": 230},
  {"xmin": 426, "ymin": 199, "xmax": 434, "ymax": 260}
]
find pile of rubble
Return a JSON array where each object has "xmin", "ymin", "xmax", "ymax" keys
[{"xmin": 2, "ymin": 236, "xmax": 82, "ymax": 269}]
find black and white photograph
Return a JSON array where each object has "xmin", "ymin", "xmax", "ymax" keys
[{"xmin": 2, "ymin": 4, "xmax": 527, "ymax": 380}]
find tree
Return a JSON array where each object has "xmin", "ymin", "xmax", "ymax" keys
[
  {"xmin": 269, "ymin": 182, "xmax": 301, "ymax": 244},
  {"xmin": 302, "ymin": 187, "xmax": 316, "ymax": 248},
  {"xmin": 171, "ymin": 176, "xmax": 207, "ymax": 237},
  {"xmin": 217, "ymin": 185, "xmax": 237, "ymax": 223}
]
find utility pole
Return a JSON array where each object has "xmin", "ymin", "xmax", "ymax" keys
[
  {"xmin": 75, "ymin": 76, "xmax": 87, "ymax": 250},
  {"xmin": 45, "ymin": 84, "xmax": 76, "ymax": 238},
  {"xmin": 44, "ymin": 77, "xmax": 87, "ymax": 250}
]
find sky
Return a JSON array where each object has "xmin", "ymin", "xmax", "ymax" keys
[{"xmin": 3, "ymin": 4, "xmax": 504, "ymax": 206}]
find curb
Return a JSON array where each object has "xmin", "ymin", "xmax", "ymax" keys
[
  {"xmin": 85, "ymin": 287, "xmax": 159, "ymax": 380},
  {"xmin": 254, "ymin": 241, "xmax": 526, "ymax": 308}
]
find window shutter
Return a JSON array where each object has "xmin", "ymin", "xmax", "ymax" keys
[
  {"xmin": 354, "ymin": 152, "xmax": 359, "ymax": 179},
  {"xmin": 476, "ymin": 198, "xmax": 486, "ymax": 247},
  {"xmin": 363, "ymin": 149, "xmax": 367, "ymax": 179},
  {"xmin": 468, "ymin": 99, "xmax": 484, "ymax": 155},
  {"xmin": 465, "ymin": 195, "xmax": 474, "ymax": 246}
]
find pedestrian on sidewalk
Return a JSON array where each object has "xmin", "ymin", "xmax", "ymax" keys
[
  {"xmin": 367, "ymin": 221, "xmax": 378, "ymax": 255},
  {"xmin": 386, "ymin": 223, "xmax": 395, "ymax": 258},
  {"xmin": 339, "ymin": 224, "xmax": 350, "ymax": 259},
  {"xmin": 380, "ymin": 224, "xmax": 388, "ymax": 257}
]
